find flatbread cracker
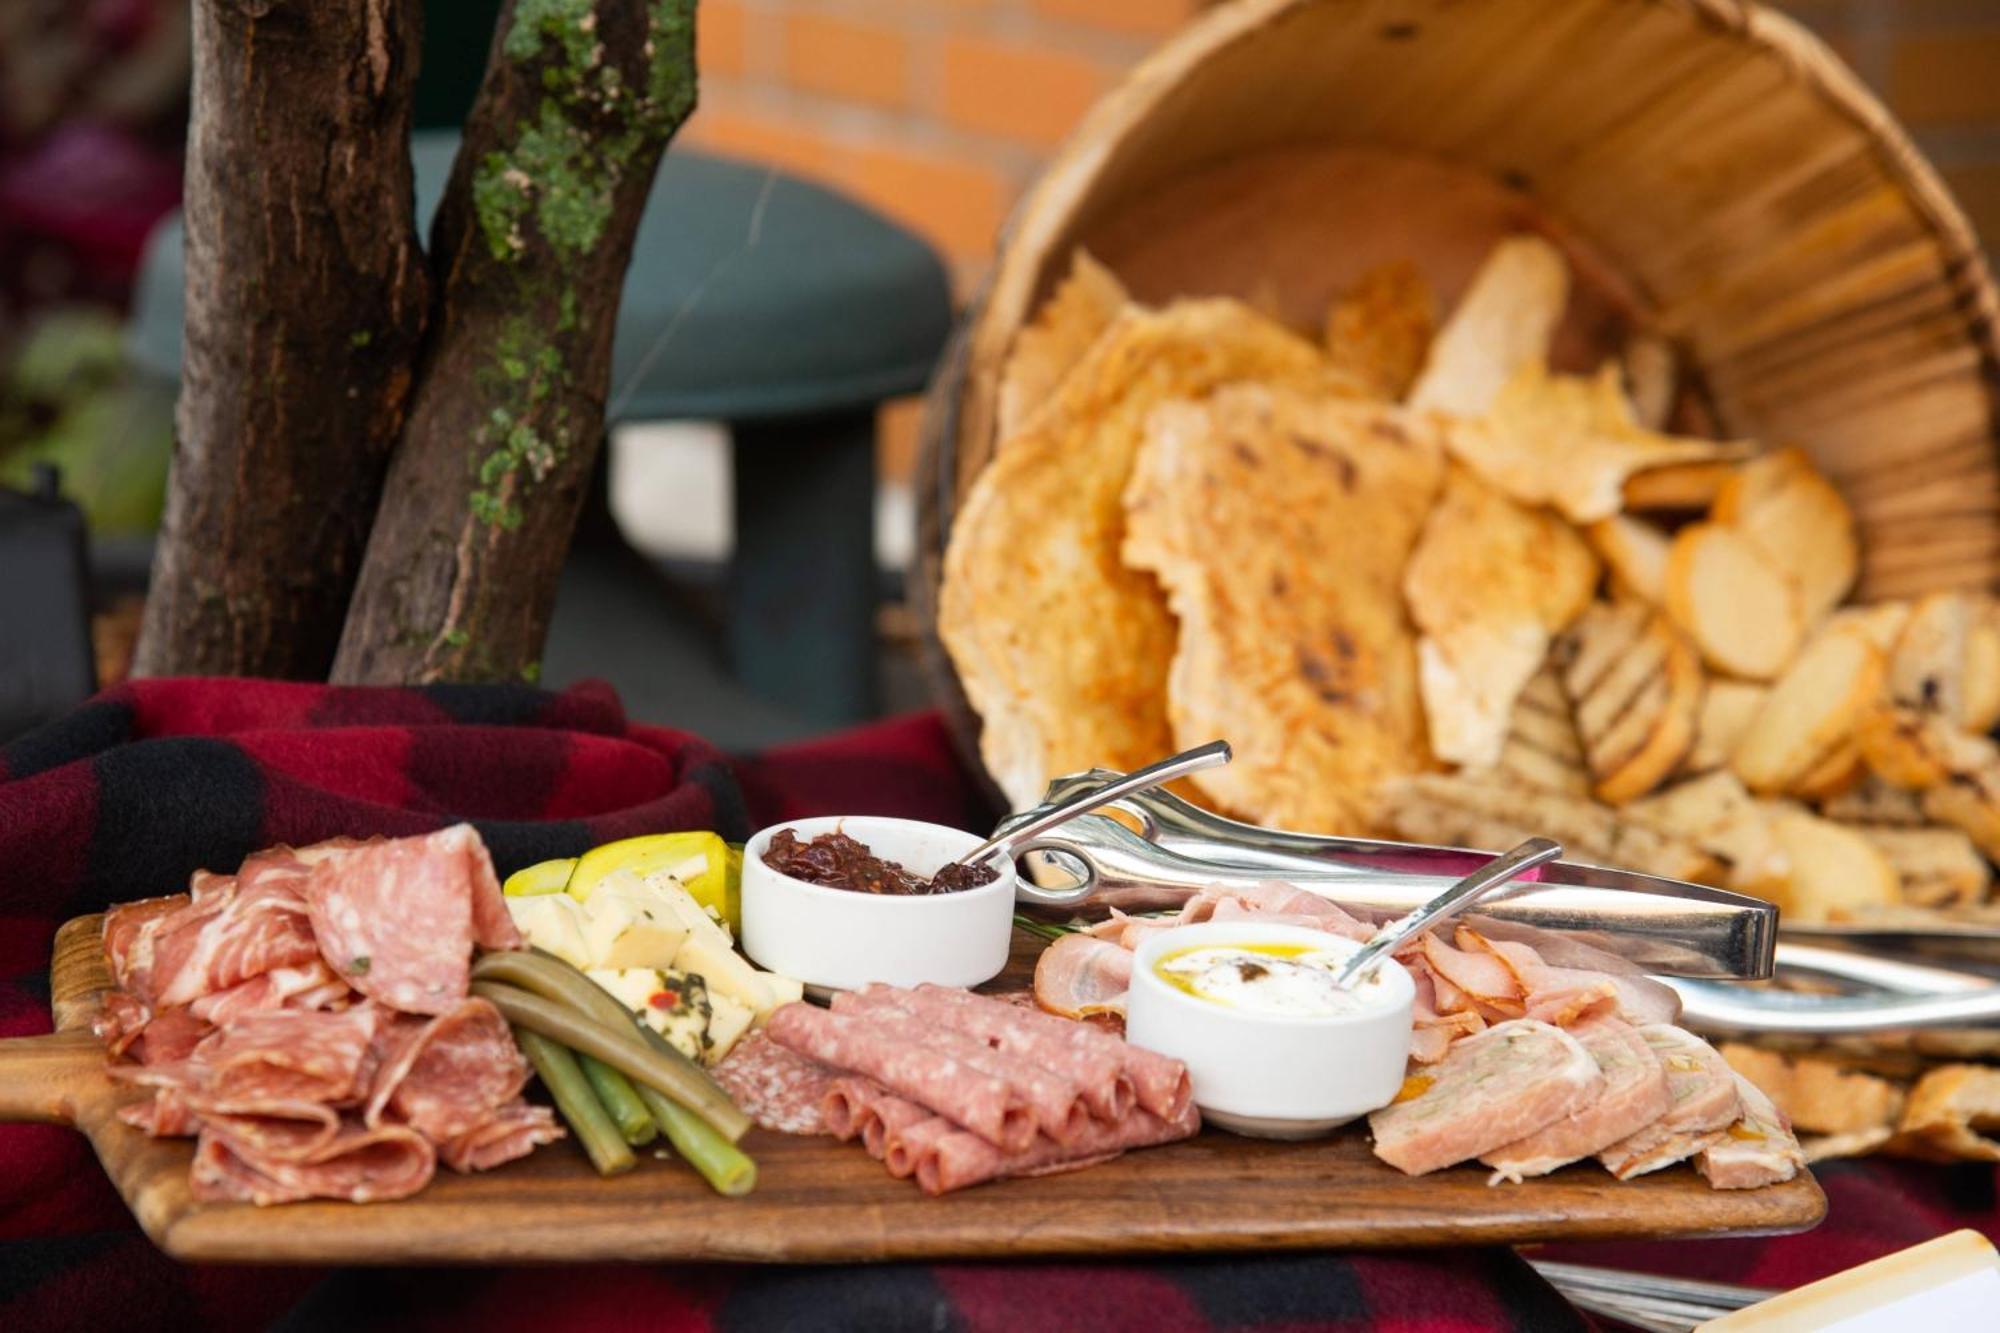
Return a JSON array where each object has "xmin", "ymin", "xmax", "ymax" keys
[
  {"xmin": 1323, "ymin": 260, "xmax": 1435, "ymax": 401},
  {"xmin": 1445, "ymin": 361, "xmax": 1755, "ymax": 523},
  {"xmin": 1405, "ymin": 466, "xmax": 1598, "ymax": 767},
  {"xmin": 940, "ymin": 300, "xmax": 1344, "ymax": 808},
  {"xmin": 993, "ymin": 250, "xmax": 1129, "ymax": 441},
  {"xmin": 1124, "ymin": 384, "xmax": 1444, "ymax": 833},
  {"xmin": 1408, "ymin": 235, "xmax": 1568, "ymax": 416}
]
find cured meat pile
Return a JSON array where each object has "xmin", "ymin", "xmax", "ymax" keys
[
  {"xmin": 95, "ymin": 825, "xmax": 563, "ymax": 1204},
  {"xmin": 712, "ymin": 983, "xmax": 1197, "ymax": 1195},
  {"xmin": 1030, "ymin": 880, "xmax": 1805, "ymax": 1190}
]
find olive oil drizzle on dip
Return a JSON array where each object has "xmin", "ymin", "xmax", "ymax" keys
[{"xmin": 1153, "ymin": 941, "xmax": 1392, "ymax": 1017}]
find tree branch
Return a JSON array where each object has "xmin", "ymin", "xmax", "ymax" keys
[
  {"xmin": 331, "ymin": 0, "xmax": 697, "ymax": 684},
  {"xmin": 135, "ymin": 0, "xmax": 428, "ymax": 678}
]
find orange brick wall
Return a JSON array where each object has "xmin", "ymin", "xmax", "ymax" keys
[{"xmin": 678, "ymin": 1, "xmax": 2000, "ymax": 481}]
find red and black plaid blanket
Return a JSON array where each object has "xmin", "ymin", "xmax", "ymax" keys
[{"xmin": 2, "ymin": 679, "xmax": 1994, "ymax": 1331}]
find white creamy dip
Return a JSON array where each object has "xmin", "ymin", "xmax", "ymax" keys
[{"xmin": 1152, "ymin": 941, "xmax": 1392, "ymax": 1018}]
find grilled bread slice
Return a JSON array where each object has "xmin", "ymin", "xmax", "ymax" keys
[
  {"xmin": 1554, "ymin": 602, "xmax": 1703, "ymax": 805},
  {"xmin": 1730, "ymin": 624, "xmax": 1884, "ymax": 795},
  {"xmin": 1665, "ymin": 522, "xmax": 1804, "ymax": 681},
  {"xmin": 1711, "ymin": 447, "xmax": 1859, "ymax": 627}
]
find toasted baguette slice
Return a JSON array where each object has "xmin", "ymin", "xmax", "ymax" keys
[
  {"xmin": 1887, "ymin": 591, "xmax": 1971, "ymax": 720},
  {"xmin": 1621, "ymin": 332, "xmax": 1677, "ymax": 432},
  {"xmin": 1376, "ymin": 773, "xmax": 1721, "ymax": 884},
  {"xmin": 1711, "ymin": 447, "xmax": 1858, "ymax": 626},
  {"xmin": 1587, "ymin": 514, "xmax": 1671, "ymax": 605},
  {"xmin": 1858, "ymin": 826, "xmax": 1991, "ymax": 908},
  {"xmin": 1763, "ymin": 804, "xmax": 1901, "ymax": 924},
  {"xmin": 1622, "ymin": 461, "xmax": 1736, "ymax": 512},
  {"xmin": 1554, "ymin": 602, "xmax": 1703, "ymax": 804},
  {"xmin": 1923, "ymin": 775, "xmax": 2000, "ymax": 862},
  {"xmin": 1819, "ymin": 601, "xmax": 1912, "ymax": 654},
  {"xmin": 1856, "ymin": 704, "xmax": 1999, "ymax": 790},
  {"xmin": 1625, "ymin": 771, "xmax": 1790, "ymax": 897},
  {"xmin": 1408, "ymin": 236, "xmax": 1568, "ymax": 417},
  {"xmin": 1962, "ymin": 610, "xmax": 2000, "ymax": 733},
  {"xmin": 1323, "ymin": 260, "xmax": 1435, "ymax": 402},
  {"xmin": 1496, "ymin": 666, "xmax": 1592, "ymax": 796},
  {"xmin": 1687, "ymin": 680, "xmax": 1770, "ymax": 774},
  {"xmin": 1730, "ymin": 625, "xmax": 1884, "ymax": 795},
  {"xmin": 1665, "ymin": 522, "xmax": 1804, "ymax": 680},
  {"xmin": 1820, "ymin": 777, "xmax": 1929, "ymax": 827},
  {"xmin": 1790, "ymin": 741, "xmax": 1865, "ymax": 802}
]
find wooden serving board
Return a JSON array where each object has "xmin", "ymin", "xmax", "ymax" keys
[{"xmin": 0, "ymin": 916, "xmax": 1825, "ymax": 1264}]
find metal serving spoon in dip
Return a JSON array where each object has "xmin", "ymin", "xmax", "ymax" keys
[
  {"xmin": 947, "ymin": 740, "xmax": 1232, "ymax": 876},
  {"xmin": 1330, "ymin": 836, "xmax": 1563, "ymax": 990}
]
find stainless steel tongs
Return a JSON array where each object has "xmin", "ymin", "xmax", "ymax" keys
[{"xmin": 997, "ymin": 770, "xmax": 1778, "ymax": 979}]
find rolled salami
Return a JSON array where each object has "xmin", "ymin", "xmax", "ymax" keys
[
  {"xmin": 765, "ymin": 1004, "xmax": 1037, "ymax": 1152},
  {"xmin": 913, "ymin": 1100, "xmax": 1201, "ymax": 1196},
  {"xmin": 830, "ymin": 992, "xmax": 1091, "ymax": 1144},
  {"xmin": 840, "ymin": 984, "xmax": 1137, "ymax": 1123}
]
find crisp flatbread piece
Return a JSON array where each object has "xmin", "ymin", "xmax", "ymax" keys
[
  {"xmin": 1408, "ymin": 235, "xmax": 1568, "ymax": 416},
  {"xmin": 1124, "ymin": 384, "xmax": 1445, "ymax": 833},
  {"xmin": 993, "ymin": 250, "xmax": 1129, "ymax": 441},
  {"xmin": 1405, "ymin": 466, "xmax": 1598, "ymax": 767},
  {"xmin": 1323, "ymin": 260, "xmax": 1435, "ymax": 401},
  {"xmin": 940, "ymin": 300, "xmax": 1343, "ymax": 809},
  {"xmin": 1445, "ymin": 362, "xmax": 1755, "ymax": 523}
]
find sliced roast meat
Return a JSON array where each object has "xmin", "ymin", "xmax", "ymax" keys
[
  {"xmin": 711, "ymin": 1031, "xmax": 843, "ymax": 1136},
  {"xmin": 829, "ymin": 992, "xmax": 1091, "ymax": 1144},
  {"xmin": 1370, "ymin": 1019, "xmax": 1604, "ymax": 1175},
  {"xmin": 765, "ymin": 1003, "xmax": 1037, "ymax": 1151},
  {"xmin": 437, "ymin": 1100, "xmax": 565, "ymax": 1173},
  {"xmin": 1597, "ymin": 1026, "xmax": 1741, "ymax": 1180},
  {"xmin": 846, "ymin": 984, "xmax": 1137, "ymax": 1124},
  {"xmin": 364, "ymin": 998, "xmax": 527, "ymax": 1141},
  {"xmin": 1694, "ymin": 1074, "xmax": 1805, "ymax": 1190},
  {"xmin": 1480, "ymin": 1016, "xmax": 1672, "ymax": 1181},
  {"xmin": 1031, "ymin": 934, "xmax": 1133, "ymax": 1021}
]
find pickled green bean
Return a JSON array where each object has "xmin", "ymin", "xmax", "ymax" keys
[
  {"xmin": 579, "ymin": 1054, "xmax": 658, "ymax": 1146},
  {"xmin": 471, "ymin": 980, "xmax": 752, "ymax": 1142},
  {"xmin": 514, "ymin": 1027, "xmax": 634, "ymax": 1176},
  {"xmin": 634, "ymin": 1079, "xmax": 757, "ymax": 1197}
]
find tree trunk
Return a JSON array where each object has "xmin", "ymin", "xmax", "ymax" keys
[
  {"xmin": 330, "ymin": 0, "xmax": 696, "ymax": 684},
  {"xmin": 134, "ymin": 0, "xmax": 427, "ymax": 679}
]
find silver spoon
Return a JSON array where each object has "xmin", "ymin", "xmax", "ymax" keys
[
  {"xmin": 950, "ymin": 740, "xmax": 1232, "ymax": 873},
  {"xmin": 1330, "ymin": 836, "xmax": 1563, "ymax": 989}
]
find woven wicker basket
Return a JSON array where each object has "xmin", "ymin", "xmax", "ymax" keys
[{"xmin": 914, "ymin": 0, "xmax": 2000, "ymax": 793}]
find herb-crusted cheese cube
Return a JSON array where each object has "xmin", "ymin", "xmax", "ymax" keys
[
  {"xmin": 505, "ymin": 893, "xmax": 593, "ymax": 970},
  {"xmin": 579, "ymin": 888, "xmax": 690, "ymax": 970}
]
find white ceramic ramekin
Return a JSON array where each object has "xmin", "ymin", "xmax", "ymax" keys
[
  {"xmin": 740, "ymin": 816, "xmax": 1016, "ymax": 991},
  {"xmin": 1125, "ymin": 920, "xmax": 1415, "ymax": 1138}
]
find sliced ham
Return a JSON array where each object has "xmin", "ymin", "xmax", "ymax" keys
[
  {"xmin": 1597, "ymin": 1026, "xmax": 1741, "ymax": 1180},
  {"xmin": 1031, "ymin": 933, "xmax": 1133, "ymax": 1020},
  {"xmin": 1408, "ymin": 933, "xmax": 1524, "ymax": 1019},
  {"xmin": 765, "ymin": 1003, "xmax": 1037, "ymax": 1152},
  {"xmin": 838, "ymin": 984, "xmax": 1135, "ymax": 1124},
  {"xmin": 712, "ymin": 1031, "xmax": 843, "ymax": 1136},
  {"xmin": 1480, "ymin": 1017, "xmax": 1672, "ymax": 1181},
  {"xmin": 297, "ymin": 824, "xmax": 497, "ymax": 1015},
  {"xmin": 1694, "ymin": 1074, "xmax": 1805, "ymax": 1190},
  {"xmin": 910, "ymin": 1098, "xmax": 1202, "ymax": 1196},
  {"xmin": 1369, "ymin": 1019, "xmax": 1604, "ymax": 1175}
]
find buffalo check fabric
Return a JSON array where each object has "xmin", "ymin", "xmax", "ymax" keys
[{"xmin": 0, "ymin": 678, "xmax": 1978, "ymax": 1330}]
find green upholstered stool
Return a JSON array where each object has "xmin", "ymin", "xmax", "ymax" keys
[{"xmin": 127, "ymin": 131, "xmax": 953, "ymax": 723}]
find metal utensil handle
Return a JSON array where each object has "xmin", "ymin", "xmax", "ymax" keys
[
  {"xmin": 1332, "ymin": 837, "xmax": 1563, "ymax": 988},
  {"xmin": 957, "ymin": 740, "xmax": 1232, "ymax": 868}
]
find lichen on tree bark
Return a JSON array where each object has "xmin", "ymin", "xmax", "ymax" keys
[{"xmin": 331, "ymin": 0, "xmax": 697, "ymax": 684}]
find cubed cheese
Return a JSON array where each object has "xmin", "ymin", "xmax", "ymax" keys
[
  {"xmin": 584, "ymin": 967, "xmax": 715, "ymax": 1061},
  {"xmin": 757, "ymin": 971, "xmax": 805, "ymax": 1011},
  {"xmin": 650, "ymin": 877, "xmax": 740, "ymax": 945},
  {"xmin": 674, "ymin": 930, "xmax": 774, "ymax": 1013},
  {"xmin": 704, "ymin": 990, "xmax": 756, "ymax": 1062},
  {"xmin": 579, "ymin": 889, "xmax": 689, "ymax": 970},
  {"xmin": 505, "ymin": 893, "xmax": 592, "ymax": 970}
]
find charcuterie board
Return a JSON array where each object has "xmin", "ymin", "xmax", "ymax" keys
[{"xmin": 0, "ymin": 915, "xmax": 1824, "ymax": 1264}]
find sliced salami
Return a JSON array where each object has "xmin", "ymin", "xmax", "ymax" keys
[
  {"xmin": 712, "ymin": 1031, "xmax": 844, "ymax": 1136},
  {"xmin": 192, "ymin": 1119, "xmax": 436, "ymax": 1205},
  {"xmin": 364, "ymin": 998, "xmax": 529, "ymax": 1141},
  {"xmin": 437, "ymin": 1101, "xmax": 565, "ymax": 1173},
  {"xmin": 914, "ymin": 1099, "xmax": 1200, "ymax": 1196},
  {"xmin": 766, "ymin": 1003, "xmax": 1037, "ymax": 1152},
  {"xmin": 298, "ymin": 828, "xmax": 486, "ymax": 1015}
]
